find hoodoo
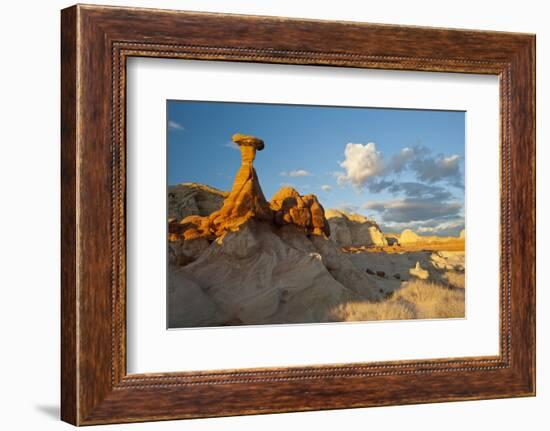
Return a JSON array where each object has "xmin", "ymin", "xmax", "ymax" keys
[
  {"xmin": 208, "ymin": 134, "xmax": 273, "ymax": 236},
  {"xmin": 170, "ymin": 133, "xmax": 273, "ymax": 240},
  {"xmin": 169, "ymin": 133, "xmax": 333, "ymax": 241}
]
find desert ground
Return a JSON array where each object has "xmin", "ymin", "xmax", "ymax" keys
[{"xmin": 167, "ymin": 134, "xmax": 465, "ymax": 328}]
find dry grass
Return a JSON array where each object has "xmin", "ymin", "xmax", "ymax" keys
[
  {"xmin": 345, "ymin": 300, "xmax": 416, "ymax": 321},
  {"xmin": 443, "ymin": 271, "xmax": 465, "ymax": 289},
  {"xmin": 347, "ymin": 239, "xmax": 465, "ymax": 254},
  {"xmin": 392, "ymin": 280, "xmax": 465, "ymax": 319},
  {"xmin": 341, "ymin": 279, "xmax": 465, "ymax": 322}
]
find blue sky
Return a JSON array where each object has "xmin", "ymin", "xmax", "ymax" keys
[{"xmin": 167, "ymin": 101, "xmax": 465, "ymax": 236}]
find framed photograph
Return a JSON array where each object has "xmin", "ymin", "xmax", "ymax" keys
[{"xmin": 61, "ymin": 4, "xmax": 535, "ymax": 425}]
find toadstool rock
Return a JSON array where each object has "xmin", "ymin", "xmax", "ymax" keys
[
  {"xmin": 169, "ymin": 134, "xmax": 331, "ymax": 246},
  {"xmin": 208, "ymin": 134, "xmax": 273, "ymax": 235}
]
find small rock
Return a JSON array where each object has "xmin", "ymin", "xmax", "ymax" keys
[
  {"xmin": 366, "ymin": 268, "xmax": 375, "ymax": 275},
  {"xmin": 409, "ymin": 261, "xmax": 429, "ymax": 280},
  {"xmin": 393, "ymin": 273, "xmax": 401, "ymax": 279},
  {"xmin": 376, "ymin": 270, "xmax": 386, "ymax": 278}
]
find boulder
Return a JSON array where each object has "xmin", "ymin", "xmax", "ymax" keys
[
  {"xmin": 270, "ymin": 187, "xmax": 330, "ymax": 236},
  {"xmin": 409, "ymin": 261, "xmax": 429, "ymax": 279}
]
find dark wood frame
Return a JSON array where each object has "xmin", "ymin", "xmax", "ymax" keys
[{"xmin": 61, "ymin": 4, "xmax": 536, "ymax": 426}]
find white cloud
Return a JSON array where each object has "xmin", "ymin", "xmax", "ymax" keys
[
  {"xmin": 443, "ymin": 154, "xmax": 460, "ymax": 165},
  {"xmin": 332, "ymin": 171, "xmax": 346, "ymax": 185},
  {"xmin": 416, "ymin": 219, "xmax": 464, "ymax": 235},
  {"xmin": 321, "ymin": 184, "xmax": 332, "ymax": 192},
  {"xmin": 223, "ymin": 141, "xmax": 239, "ymax": 151},
  {"xmin": 334, "ymin": 143, "xmax": 463, "ymax": 190},
  {"xmin": 168, "ymin": 120, "xmax": 185, "ymax": 131},
  {"xmin": 280, "ymin": 169, "xmax": 312, "ymax": 177},
  {"xmin": 337, "ymin": 143, "xmax": 385, "ymax": 187}
]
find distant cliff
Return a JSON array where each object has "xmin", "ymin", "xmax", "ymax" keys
[{"xmin": 325, "ymin": 209, "xmax": 387, "ymax": 248}]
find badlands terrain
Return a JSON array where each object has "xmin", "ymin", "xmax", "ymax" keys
[{"xmin": 167, "ymin": 134, "xmax": 465, "ymax": 328}]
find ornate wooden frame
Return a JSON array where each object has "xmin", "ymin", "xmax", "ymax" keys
[{"xmin": 61, "ymin": 4, "xmax": 535, "ymax": 425}]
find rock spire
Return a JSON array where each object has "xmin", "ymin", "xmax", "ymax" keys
[
  {"xmin": 169, "ymin": 133, "xmax": 331, "ymax": 241},
  {"xmin": 208, "ymin": 134, "xmax": 272, "ymax": 236}
]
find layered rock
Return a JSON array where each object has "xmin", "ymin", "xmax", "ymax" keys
[
  {"xmin": 168, "ymin": 182, "xmax": 228, "ymax": 220},
  {"xmin": 169, "ymin": 220, "xmax": 381, "ymax": 327},
  {"xmin": 325, "ymin": 209, "xmax": 387, "ymax": 248},
  {"xmin": 208, "ymin": 134, "xmax": 273, "ymax": 236}
]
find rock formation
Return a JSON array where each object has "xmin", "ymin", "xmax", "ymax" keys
[
  {"xmin": 169, "ymin": 133, "xmax": 273, "ymax": 242},
  {"xmin": 399, "ymin": 229, "xmax": 420, "ymax": 244},
  {"xmin": 167, "ymin": 134, "xmax": 382, "ymax": 327},
  {"xmin": 169, "ymin": 133, "xmax": 332, "ymax": 243},
  {"xmin": 168, "ymin": 182, "xmax": 227, "ymax": 220},
  {"xmin": 325, "ymin": 209, "xmax": 387, "ymax": 248},
  {"xmin": 384, "ymin": 233, "xmax": 400, "ymax": 246},
  {"xmin": 209, "ymin": 134, "xmax": 273, "ymax": 236},
  {"xmin": 270, "ymin": 187, "xmax": 330, "ymax": 236},
  {"xmin": 170, "ymin": 220, "xmax": 380, "ymax": 327},
  {"xmin": 409, "ymin": 261, "xmax": 429, "ymax": 279},
  {"xmin": 397, "ymin": 228, "xmax": 466, "ymax": 248}
]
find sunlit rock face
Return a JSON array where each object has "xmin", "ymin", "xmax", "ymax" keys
[
  {"xmin": 270, "ymin": 187, "xmax": 330, "ymax": 236},
  {"xmin": 208, "ymin": 134, "xmax": 273, "ymax": 236},
  {"xmin": 168, "ymin": 133, "xmax": 332, "ymax": 242},
  {"xmin": 169, "ymin": 133, "xmax": 273, "ymax": 241},
  {"xmin": 399, "ymin": 228, "xmax": 420, "ymax": 244},
  {"xmin": 325, "ymin": 209, "xmax": 387, "ymax": 248}
]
